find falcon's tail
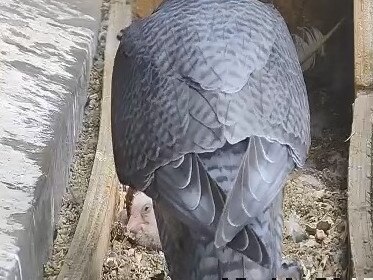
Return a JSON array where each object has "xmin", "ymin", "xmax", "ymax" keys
[{"xmin": 154, "ymin": 190, "xmax": 289, "ymax": 280}]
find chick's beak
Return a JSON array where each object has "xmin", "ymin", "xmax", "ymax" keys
[{"xmin": 126, "ymin": 215, "xmax": 144, "ymax": 234}]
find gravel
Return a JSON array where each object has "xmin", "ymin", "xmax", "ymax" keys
[
  {"xmin": 283, "ymin": 128, "xmax": 349, "ymax": 279},
  {"xmin": 43, "ymin": 0, "xmax": 110, "ymax": 278},
  {"xmin": 102, "ymin": 221, "xmax": 169, "ymax": 280}
]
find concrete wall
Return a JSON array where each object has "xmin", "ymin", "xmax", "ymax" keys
[{"xmin": 0, "ymin": 0, "xmax": 101, "ymax": 278}]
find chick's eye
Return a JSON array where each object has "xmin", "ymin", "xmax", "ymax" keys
[{"xmin": 142, "ymin": 204, "xmax": 151, "ymax": 214}]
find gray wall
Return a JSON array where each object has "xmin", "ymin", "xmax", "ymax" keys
[{"xmin": 0, "ymin": 0, "xmax": 101, "ymax": 278}]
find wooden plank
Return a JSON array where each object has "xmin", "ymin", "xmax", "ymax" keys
[
  {"xmin": 354, "ymin": 0, "xmax": 373, "ymax": 89},
  {"xmin": 56, "ymin": 1, "xmax": 132, "ymax": 279},
  {"xmin": 133, "ymin": 0, "xmax": 163, "ymax": 19},
  {"xmin": 348, "ymin": 92, "xmax": 373, "ymax": 278},
  {"xmin": 349, "ymin": 0, "xmax": 373, "ymax": 277}
]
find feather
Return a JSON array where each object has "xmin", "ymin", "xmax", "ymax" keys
[
  {"xmin": 293, "ymin": 19, "xmax": 345, "ymax": 72},
  {"xmin": 154, "ymin": 152, "xmax": 270, "ymax": 266},
  {"xmin": 214, "ymin": 137, "xmax": 293, "ymax": 248},
  {"xmin": 154, "ymin": 176, "xmax": 286, "ymax": 280}
]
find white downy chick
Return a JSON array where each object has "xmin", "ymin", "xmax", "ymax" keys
[{"xmin": 126, "ymin": 191, "xmax": 161, "ymax": 250}]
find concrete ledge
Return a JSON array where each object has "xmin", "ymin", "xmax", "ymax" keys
[{"xmin": 0, "ymin": 0, "xmax": 101, "ymax": 279}]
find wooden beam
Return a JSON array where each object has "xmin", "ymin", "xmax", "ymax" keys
[
  {"xmin": 354, "ymin": 0, "xmax": 373, "ymax": 89},
  {"xmin": 348, "ymin": 93, "xmax": 373, "ymax": 278},
  {"xmin": 133, "ymin": 0, "xmax": 163, "ymax": 19},
  {"xmin": 348, "ymin": 0, "xmax": 373, "ymax": 278},
  {"xmin": 56, "ymin": 1, "xmax": 132, "ymax": 279}
]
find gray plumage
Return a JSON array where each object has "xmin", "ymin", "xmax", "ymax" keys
[{"xmin": 111, "ymin": 0, "xmax": 310, "ymax": 279}]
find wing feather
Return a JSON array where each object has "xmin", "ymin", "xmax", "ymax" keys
[
  {"xmin": 154, "ymin": 152, "xmax": 270, "ymax": 266},
  {"xmin": 215, "ymin": 137, "xmax": 294, "ymax": 251}
]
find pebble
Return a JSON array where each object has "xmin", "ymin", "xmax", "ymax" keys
[
  {"xmin": 106, "ymin": 257, "xmax": 117, "ymax": 268},
  {"xmin": 316, "ymin": 220, "xmax": 332, "ymax": 232},
  {"xmin": 315, "ymin": 229, "xmax": 327, "ymax": 242}
]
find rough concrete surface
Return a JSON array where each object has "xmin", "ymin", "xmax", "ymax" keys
[{"xmin": 0, "ymin": 0, "xmax": 101, "ymax": 279}]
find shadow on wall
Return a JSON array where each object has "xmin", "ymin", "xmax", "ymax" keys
[{"xmin": 275, "ymin": 0, "xmax": 354, "ymax": 137}]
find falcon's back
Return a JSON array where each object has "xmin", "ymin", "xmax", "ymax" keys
[
  {"xmin": 112, "ymin": 0, "xmax": 310, "ymax": 189},
  {"xmin": 112, "ymin": 0, "xmax": 310, "ymax": 279}
]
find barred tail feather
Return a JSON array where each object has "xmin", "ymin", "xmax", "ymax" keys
[{"xmin": 154, "ymin": 191, "xmax": 285, "ymax": 280}]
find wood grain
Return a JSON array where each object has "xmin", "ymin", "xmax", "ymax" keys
[
  {"xmin": 348, "ymin": 92, "xmax": 373, "ymax": 278},
  {"xmin": 56, "ymin": 1, "xmax": 131, "ymax": 279},
  {"xmin": 354, "ymin": 0, "xmax": 373, "ymax": 88},
  {"xmin": 132, "ymin": 0, "xmax": 163, "ymax": 19},
  {"xmin": 348, "ymin": 0, "xmax": 373, "ymax": 278}
]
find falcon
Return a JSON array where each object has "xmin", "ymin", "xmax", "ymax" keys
[{"xmin": 111, "ymin": 0, "xmax": 310, "ymax": 278}]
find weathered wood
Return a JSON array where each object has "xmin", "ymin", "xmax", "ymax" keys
[
  {"xmin": 348, "ymin": 0, "xmax": 373, "ymax": 278},
  {"xmin": 354, "ymin": 0, "xmax": 373, "ymax": 89},
  {"xmin": 348, "ymin": 92, "xmax": 373, "ymax": 278},
  {"xmin": 133, "ymin": 0, "xmax": 163, "ymax": 19},
  {"xmin": 56, "ymin": 1, "xmax": 132, "ymax": 279}
]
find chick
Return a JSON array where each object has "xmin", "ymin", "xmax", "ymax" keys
[{"xmin": 125, "ymin": 189, "xmax": 161, "ymax": 250}]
